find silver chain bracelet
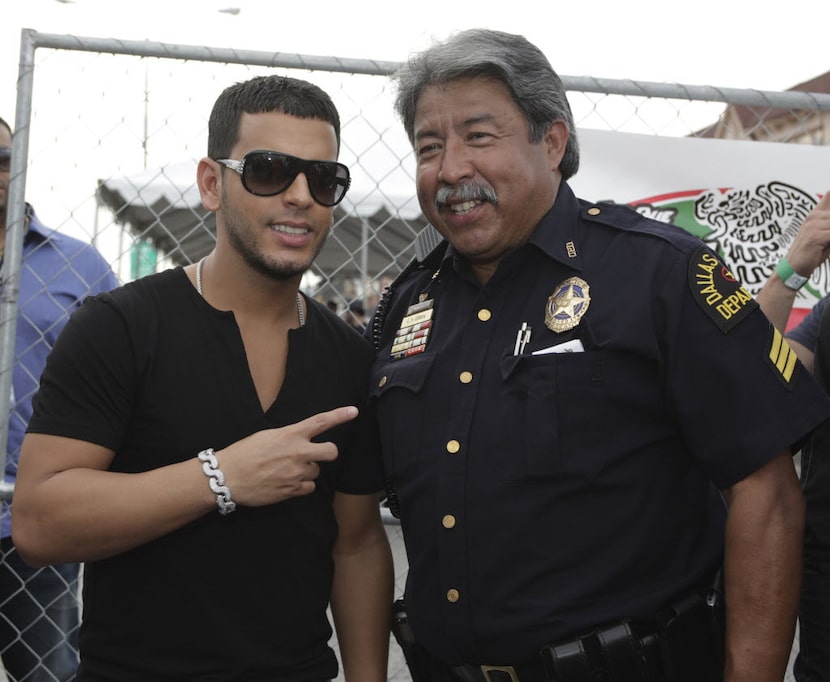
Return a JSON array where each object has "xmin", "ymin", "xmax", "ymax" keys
[{"xmin": 197, "ymin": 448, "xmax": 237, "ymax": 515}]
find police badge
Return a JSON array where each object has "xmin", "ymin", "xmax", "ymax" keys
[{"xmin": 545, "ymin": 277, "xmax": 591, "ymax": 333}]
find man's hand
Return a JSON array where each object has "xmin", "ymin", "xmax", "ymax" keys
[
  {"xmin": 12, "ymin": 406, "xmax": 361, "ymax": 565},
  {"xmin": 757, "ymin": 191, "xmax": 830, "ymax": 336},
  {"xmin": 215, "ymin": 405, "xmax": 359, "ymax": 505},
  {"xmin": 784, "ymin": 191, "xmax": 830, "ymax": 277}
]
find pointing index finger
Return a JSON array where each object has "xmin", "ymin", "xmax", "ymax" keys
[{"xmin": 297, "ymin": 406, "xmax": 359, "ymax": 440}]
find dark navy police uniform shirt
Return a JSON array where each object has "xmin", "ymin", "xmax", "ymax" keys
[{"xmin": 369, "ymin": 183, "xmax": 830, "ymax": 665}]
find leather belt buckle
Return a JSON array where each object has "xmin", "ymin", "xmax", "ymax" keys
[{"xmin": 481, "ymin": 664, "xmax": 520, "ymax": 682}]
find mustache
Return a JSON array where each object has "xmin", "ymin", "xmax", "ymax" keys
[{"xmin": 435, "ymin": 183, "xmax": 498, "ymax": 209}]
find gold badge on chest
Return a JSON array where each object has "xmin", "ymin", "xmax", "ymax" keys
[{"xmin": 545, "ymin": 277, "xmax": 591, "ymax": 333}]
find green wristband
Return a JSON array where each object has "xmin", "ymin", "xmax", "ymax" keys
[{"xmin": 775, "ymin": 257, "xmax": 809, "ymax": 291}]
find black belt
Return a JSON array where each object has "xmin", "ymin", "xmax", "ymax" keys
[
  {"xmin": 448, "ymin": 623, "xmax": 663, "ymax": 682},
  {"xmin": 451, "ymin": 660, "xmax": 548, "ymax": 682}
]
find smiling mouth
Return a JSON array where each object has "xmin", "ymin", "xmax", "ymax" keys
[
  {"xmin": 271, "ymin": 224, "xmax": 309, "ymax": 236},
  {"xmin": 449, "ymin": 200, "xmax": 480, "ymax": 215}
]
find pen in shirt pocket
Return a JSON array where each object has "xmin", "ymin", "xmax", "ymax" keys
[{"xmin": 513, "ymin": 323, "xmax": 532, "ymax": 355}]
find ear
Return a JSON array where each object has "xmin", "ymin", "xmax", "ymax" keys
[
  {"xmin": 543, "ymin": 121, "xmax": 569, "ymax": 173},
  {"xmin": 197, "ymin": 158, "xmax": 222, "ymax": 212}
]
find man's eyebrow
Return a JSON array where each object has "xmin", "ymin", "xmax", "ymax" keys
[
  {"xmin": 414, "ymin": 113, "xmax": 499, "ymax": 142},
  {"xmin": 461, "ymin": 113, "xmax": 498, "ymax": 128},
  {"xmin": 414, "ymin": 128, "xmax": 438, "ymax": 143}
]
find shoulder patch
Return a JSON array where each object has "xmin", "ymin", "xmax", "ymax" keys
[
  {"xmin": 767, "ymin": 327, "xmax": 798, "ymax": 388},
  {"xmin": 688, "ymin": 246, "xmax": 757, "ymax": 333}
]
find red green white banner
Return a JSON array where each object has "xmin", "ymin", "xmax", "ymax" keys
[{"xmin": 569, "ymin": 129, "xmax": 830, "ymax": 329}]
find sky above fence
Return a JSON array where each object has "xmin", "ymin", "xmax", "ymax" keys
[
  {"xmin": 3, "ymin": 0, "xmax": 829, "ymax": 124},
  {"xmin": 2, "ymin": 0, "xmax": 828, "ymax": 269}
]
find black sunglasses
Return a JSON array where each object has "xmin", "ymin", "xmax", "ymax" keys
[
  {"xmin": 217, "ymin": 150, "xmax": 351, "ymax": 207},
  {"xmin": 0, "ymin": 147, "xmax": 10, "ymax": 173}
]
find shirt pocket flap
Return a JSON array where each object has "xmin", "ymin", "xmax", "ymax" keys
[{"xmin": 370, "ymin": 353, "xmax": 436, "ymax": 398}]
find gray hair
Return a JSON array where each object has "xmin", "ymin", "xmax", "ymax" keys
[{"xmin": 392, "ymin": 28, "xmax": 579, "ymax": 180}]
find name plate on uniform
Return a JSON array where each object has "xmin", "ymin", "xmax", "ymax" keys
[{"xmin": 391, "ymin": 299, "xmax": 434, "ymax": 360}]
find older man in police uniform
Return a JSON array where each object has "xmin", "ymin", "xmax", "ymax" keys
[{"xmin": 369, "ymin": 28, "xmax": 830, "ymax": 682}]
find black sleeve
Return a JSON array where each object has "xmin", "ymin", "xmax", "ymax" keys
[{"xmin": 28, "ymin": 294, "xmax": 138, "ymax": 452}]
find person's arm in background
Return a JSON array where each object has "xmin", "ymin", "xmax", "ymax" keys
[
  {"xmin": 756, "ymin": 191, "xmax": 830, "ymax": 371},
  {"xmin": 782, "ymin": 297, "xmax": 828, "ymax": 373}
]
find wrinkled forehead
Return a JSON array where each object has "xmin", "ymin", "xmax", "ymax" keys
[{"xmin": 413, "ymin": 77, "xmax": 523, "ymax": 141}]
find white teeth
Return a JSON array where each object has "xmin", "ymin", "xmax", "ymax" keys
[
  {"xmin": 272, "ymin": 224, "xmax": 307, "ymax": 235},
  {"xmin": 450, "ymin": 200, "xmax": 478, "ymax": 215}
]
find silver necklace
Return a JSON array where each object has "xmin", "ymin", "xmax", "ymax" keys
[{"xmin": 195, "ymin": 256, "xmax": 305, "ymax": 327}]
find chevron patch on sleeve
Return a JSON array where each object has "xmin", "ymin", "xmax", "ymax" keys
[{"xmin": 768, "ymin": 328, "xmax": 798, "ymax": 387}]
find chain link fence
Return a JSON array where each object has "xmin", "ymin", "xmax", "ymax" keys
[{"xmin": 1, "ymin": 29, "xmax": 829, "ymax": 681}]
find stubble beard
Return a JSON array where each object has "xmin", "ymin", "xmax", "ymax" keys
[{"xmin": 222, "ymin": 200, "xmax": 328, "ymax": 282}]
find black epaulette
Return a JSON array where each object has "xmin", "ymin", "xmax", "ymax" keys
[{"xmin": 580, "ymin": 199, "xmax": 700, "ymax": 245}]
